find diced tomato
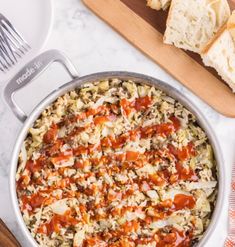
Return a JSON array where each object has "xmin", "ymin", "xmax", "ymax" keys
[
  {"xmin": 101, "ymin": 136, "xmax": 112, "ymax": 147},
  {"xmin": 74, "ymin": 161, "xmax": 85, "ymax": 169},
  {"xmin": 82, "ymin": 213, "xmax": 90, "ymax": 224},
  {"xmin": 111, "ymin": 207, "xmax": 122, "ymax": 216},
  {"xmin": 163, "ymin": 232, "xmax": 177, "ymax": 244},
  {"xmin": 17, "ymin": 175, "xmax": 30, "ymax": 190},
  {"xmin": 31, "ymin": 194, "xmax": 46, "ymax": 209},
  {"xmin": 144, "ymin": 216, "xmax": 152, "ymax": 224},
  {"xmin": 169, "ymin": 174, "xmax": 179, "ymax": 184},
  {"xmin": 86, "ymin": 105, "xmax": 110, "ymax": 118},
  {"xmin": 115, "ymin": 153, "xmax": 126, "ymax": 162},
  {"xmin": 140, "ymin": 125, "xmax": 155, "ymax": 138},
  {"xmin": 44, "ymin": 197, "xmax": 56, "ymax": 206},
  {"xmin": 135, "ymin": 237, "xmax": 153, "ymax": 245},
  {"xmin": 76, "ymin": 112, "xmax": 86, "ymax": 121},
  {"xmin": 122, "ymin": 220, "xmax": 139, "ymax": 233},
  {"xmin": 119, "ymin": 238, "xmax": 135, "ymax": 247},
  {"xmin": 37, "ymin": 224, "xmax": 47, "ymax": 234},
  {"xmin": 79, "ymin": 204, "xmax": 86, "ymax": 214},
  {"xmin": 51, "ymin": 154, "xmax": 72, "ymax": 164},
  {"xmin": 47, "ymin": 139, "xmax": 63, "ymax": 155},
  {"xmin": 149, "ymin": 174, "xmax": 165, "ymax": 186},
  {"xmin": 134, "ymin": 96, "xmax": 152, "ymax": 111},
  {"xmin": 120, "ymin": 98, "xmax": 132, "ymax": 116},
  {"xmin": 67, "ymin": 127, "xmax": 86, "ymax": 140},
  {"xmin": 159, "ymin": 199, "xmax": 173, "ymax": 208},
  {"xmin": 57, "ymin": 178, "xmax": 70, "ymax": 188},
  {"xmin": 23, "ymin": 193, "xmax": 46, "ymax": 211},
  {"xmin": 156, "ymin": 123, "xmax": 174, "ymax": 136},
  {"xmin": 154, "ymin": 228, "xmax": 192, "ymax": 246},
  {"xmin": 43, "ymin": 123, "xmax": 58, "ymax": 144},
  {"xmin": 169, "ymin": 116, "xmax": 181, "ymax": 131},
  {"xmin": 120, "ymin": 98, "xmax": 130, "ymax": 108},
  {"xmin": 25, "ymin": 158, "xmax": 45, "ymax": 174},
  {"xmin": 126, "ymin": 151, "xmax": 139, "ymax": 161},
  {"xmin": 25, "ymin": 160, "xmax": 35, "ymax": 173},
  {"xmin": 94, "ymin": 116, "xmax": 110, "ymax": 125},
  {"xmin": 168, "ymin": 142, "xmax": 196, "ymax": 161},
  {"xmin": 124, "ymin": 188, "xmax": 135, "ymax": 198},
  {"xmin": 74, "ymin": 146, "xmax": 88, "ymax": 155},
  {"xmin": 176, "ymin": 163, "xmax": 198, "ymax": 182},
  {"xmin": 88, "ymin": 144, "xmax": 102, "ymax": 154},
  {"xmin": 85, "ymin": 237, "xmax": 107, "ymax": 247},
  {"xmin": 129, "ymin": 129, "xmax": 140, "ymax": 141},
  {"xmin": 173, "ymin": 194, "xmax": 196, "ymax": 210},
  {"xmin": 86, "ymin": 108, "xmax": 98, "ymax": 117},
  {"xmin": 112, "ymin": 135, "xmax": 128, "ymax": 149}
]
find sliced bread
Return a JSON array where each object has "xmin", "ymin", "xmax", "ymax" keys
[
  {"xmin": 146, "ymin": 0, "xmax": 171, "ymax": 10},
  {"xmin": 164, "ymin": 0, "xmax": 231, "ymax": 53},
  {"xmin": 202, "ymin": 11, "xmax": 235, "ymax": 92}
]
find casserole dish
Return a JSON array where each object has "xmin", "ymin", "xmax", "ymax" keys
[{"xmin": 4, "ymin": 50, "xmax": 224, "ymax": 246}]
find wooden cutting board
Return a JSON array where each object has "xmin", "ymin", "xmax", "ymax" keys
[
  {"xmin": 0, "ymin": 219, "xmax": 21, "ymax": 247},
  {"xmin": 83, "ymin": 0, "xmax": 235, "ymax": 118}
]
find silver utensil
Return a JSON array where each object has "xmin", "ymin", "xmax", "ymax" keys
[{"xmin": 0, "ymin": 13, "xmax": 30, "ymax": 72}]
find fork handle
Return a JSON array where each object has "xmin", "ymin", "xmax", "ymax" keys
[{"xmin": 4, "ymin": 50, "xmax": 79, "ymax": 122}]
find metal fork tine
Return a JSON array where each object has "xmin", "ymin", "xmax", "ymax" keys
[
  {"xmin": 3, "ymin": 29, "xmax": 25, "ymax": 56},
  {"xmin": 0, "ymin": 13, "xmax": 30, "ymax": 72},
  {"xmin": 0, "ymin": 39, "xmax": 13, "ymax": 68},
  {"xmin": 0, "ymin": 65, "xmax": 5, "ymax": 72},
  {"xmin": 1, "ymin": 22, "xmax": 28, "ymax": 53},
  {"xmin": 0, "ymin": 44, "xmax": 14, "ymax": 66},
  {"xmin": 0, "ymin": 61, "xmax": 5, "ymax": 72},
  {"xmin": 0, "ymin": 44, "xmax": 14, "ymax": 69},
  {"xmin": 0, "ymin": 27, "xmax": 16, "ymax": 63},
  {"xmin": 0, "ymin": 52, "xmax": 6, "ymax": 72},
  {"xmin": 3, "ymin": 17, "xmax": 31, "ymax": 49},
  {"xmin": 0, "ymin": 28, "xmax": 16, "ymax": 60},
  {"xmin": 4, "ymin": 36, "xmax": 22, "ymax": 58},
  {"xmin": 0, "ymin": 46, "xmax": 10, "ymax": 71},
  {"xmin": 0, "ymin": 32, "xmax": 17, "ymax": 70},
  {"xmin": 0, "ymin": 63, "xmax": 5, "ymax": 72},
  {"xmin": 2, "ymin": 20, "xmax": 30, "ymax": 50}
]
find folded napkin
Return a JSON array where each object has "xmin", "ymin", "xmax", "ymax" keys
[{"xmin": 225, "ymin": 165, "xmax": 235, "ymax": 247}]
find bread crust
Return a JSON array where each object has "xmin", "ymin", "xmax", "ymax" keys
[
  {"xmin": 201, "ymin": 24, "xmax": 227, "ymax": 54},
  {"xmin": 202, "ymin": 11, "xmax": 235, "ymax": 54}
]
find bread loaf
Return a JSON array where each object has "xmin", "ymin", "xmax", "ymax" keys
[
  {"xmin": 202, "ymin": 11, "xmax": 235, "ymax": 92},
  {"xmin": 146, "ymin": 0, "xmax": 171, "ymax": 10},
  {"xmin": 164, "ymin": 0, "xmax": 231, "ymax": 53}
]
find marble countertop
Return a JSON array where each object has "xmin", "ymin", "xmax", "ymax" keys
[{"xmin": 0, "ymin": 0, "xmax": 235, "ymax": 246}]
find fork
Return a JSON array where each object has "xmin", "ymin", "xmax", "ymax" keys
[{"xmin": 0, "ymin": 13, "xmax": 30, "ymax": 72}]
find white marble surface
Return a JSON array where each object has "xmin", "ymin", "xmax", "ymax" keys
[{"xmin": 0, "ymin": 0, "xmax": 235, "ymax": 246}]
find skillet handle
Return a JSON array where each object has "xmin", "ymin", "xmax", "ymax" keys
[{"xmin": 4, "ymin": 49, "xmax": 79, "ymax": 122}]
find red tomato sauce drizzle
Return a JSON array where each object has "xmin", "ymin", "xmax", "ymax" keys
[
  {"xmin": 83, "ymin": 226, "xmax": 192, "ymax": 247},
  {"xmin": 135, "ymin": 227, "xmax": 193, "ymax": 247},
  {"xmin": 37, "ymin": 209, "xmax": 79, "ymax": 235}
]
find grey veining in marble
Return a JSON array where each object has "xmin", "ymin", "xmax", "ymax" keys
[{"xmin": 0, "ymin": 0, "xmax": 235, "ymax": 246}]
